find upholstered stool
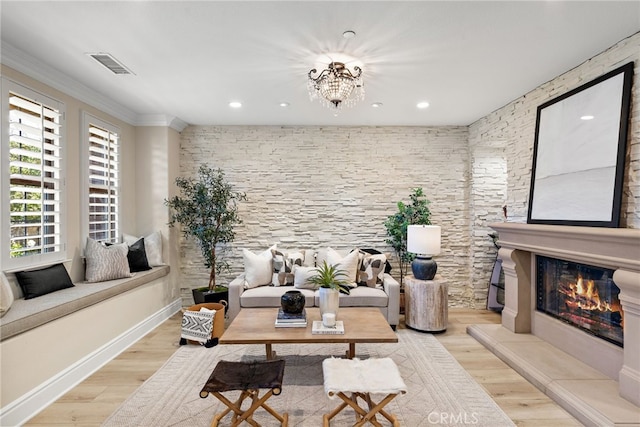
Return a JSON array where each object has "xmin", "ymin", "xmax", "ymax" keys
[
  {"xmin": 200, "ymin": 359, "xmax": 288, "ymax": 427},
  {"xmin": 322, "ymin": 357, "xmax": 407, "ymax": 427}
]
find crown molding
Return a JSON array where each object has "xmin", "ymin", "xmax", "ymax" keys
[
  {"xmin": 1, "ymin": 42, "xmax": 187, "ymax": 131},
  {"xmin": 136, "ymin": 114, "xmax": 189, "ymax": 132}
]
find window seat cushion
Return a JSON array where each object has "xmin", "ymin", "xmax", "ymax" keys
[{"xmin": 0, "ymin": 265, "xmax": 169, "ymax": 341}]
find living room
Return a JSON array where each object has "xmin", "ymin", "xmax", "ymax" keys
[{"xmin": 1, "ymin": 2, "xmax": 639, "ymax": 426}]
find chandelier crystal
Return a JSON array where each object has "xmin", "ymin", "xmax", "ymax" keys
[{"xmin": 308, "ymin": 62, "xmax": 364, "ymax": 109}]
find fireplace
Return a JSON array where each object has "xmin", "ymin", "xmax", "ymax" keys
[
  {"xmin": 536, "ymin": 255, "xmax": 623, "ymax": 347},
  {"xmin": 485, "ymin": 223, "xmax": 640, "ymax": 410}
]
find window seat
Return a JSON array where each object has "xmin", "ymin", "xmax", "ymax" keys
[{"xmin": 0, "ymin": 265, "xmax": 170, "ymax": 342}]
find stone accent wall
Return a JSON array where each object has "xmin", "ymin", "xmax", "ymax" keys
[
  {"xmin": 178, "ymin": 126, "xmax": 475, "ymax": 306},
  {"xmin": 470, "ymin": 32, "xmax": 640, "ymax": 227},
  {"xmin": 467, "ymin": 33, "xmax": 640, "ymax": 306}
]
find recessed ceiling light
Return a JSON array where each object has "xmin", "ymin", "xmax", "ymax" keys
[
  {"xmin": 581, "ymin": 115, "xmax": 594, "ymax": 120},
  {"xmin": 343, "ymin": 30, "xmax": 356, "ymax": 39},
  {"xmin": 279, "ymin": 102, "xmax": 290, "ymax": 107},
  {"xmin": 229, "ymin": 102, "xmax": 242, "ymax": 108},
  {"xmin": 371, "ymin": 102, "xmax": 383, "ymax": 108},
  {"xmin": 417, "ymin": 101, "xmax": 430, "ymax": 109}
]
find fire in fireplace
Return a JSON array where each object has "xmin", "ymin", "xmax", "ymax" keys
[{"xmin": 536, "ymin": 255, "xmax": 623, "ymax": 347}]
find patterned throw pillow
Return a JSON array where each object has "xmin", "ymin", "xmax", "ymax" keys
[
  {"xmin": 358, "ymin": 252, "xmax": 387, "ymax": 288},
  {"xmin": 85, "ymin": 238, "xmax": 133, "ymax": 283},
  {"xmin": 271, "ymin": 249, "xmax": 305, "ymax": 286}
]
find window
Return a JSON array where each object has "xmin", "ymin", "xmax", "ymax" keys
[
  {"xmin": 83, "ymin": 113, "xmax": 120, "ymax": 243},
  {"xmin": 1, "ymin": 79, "xmax": 66, "ymax": 270}
]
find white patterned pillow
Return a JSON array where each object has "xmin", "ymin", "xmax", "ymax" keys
[
  {"xmin": 124, "ymin": 231, "xmax": 163, "ymax": 266},
  {"xmin": 85, "ymin": 238, "xmax": 133, "ymax": 283},
  {"xmin": 271, "ymin": 249, "xmax": 305, "ymax": 286},
  {"xmin": 180, "ymin": 309, "xmax": 215, "ymax": 343}
]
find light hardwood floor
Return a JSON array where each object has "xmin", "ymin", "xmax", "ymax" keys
[{"xmin": 25, "ymin": 308, "xmax": 582, "ymax": 426}]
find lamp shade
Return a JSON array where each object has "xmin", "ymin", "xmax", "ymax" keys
[{"xmin": 407, "ymin": 225, "xmax": 441, "ymax": 256}]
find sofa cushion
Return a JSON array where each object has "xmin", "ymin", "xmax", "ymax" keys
[
  {"xmin": 243, "ymin": 246, "xmax": 275, "ymax": 288},
  {"xmin": 240, "ymin": 286, "xmax": 315, "ymax": 308},
  {"xmin": 16, "ymin": 263, "xmax": 75, "ymax": 299},
  {"xmin": 316, "ymin": 286, "xmax": 388, "ymax": 308}
]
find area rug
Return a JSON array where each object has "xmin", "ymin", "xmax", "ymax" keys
[{"xmin": 102, "ymin": 330, "xmax": 514, "ymax": 426}]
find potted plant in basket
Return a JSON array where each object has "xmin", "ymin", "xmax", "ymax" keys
[
  {"xmin": 309, "ymin": 261, "xmax": 351, "ymax": 318},
  {"xmin": 384, "ymin": 187, "xmax": 431, "ymax": 286},
  {"xmin": 165, "ymin": 164, "xmax": 246, "ymax": 304}
]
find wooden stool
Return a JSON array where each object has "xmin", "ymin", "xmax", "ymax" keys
[
  {"xmin": 322, "ymin": 358, "xmax": 407, "ymax": 427},
  {"xmin": 200, "ymin": 359, "xmax": 288, "ymax": 427}
]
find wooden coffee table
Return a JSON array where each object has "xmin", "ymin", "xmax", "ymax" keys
[{"xmin": 220, "ymin": 307, "xmax": 397, "ymax": 359}]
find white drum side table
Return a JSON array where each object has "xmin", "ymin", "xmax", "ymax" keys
[{"xmin": 404, "ymin": 275, "xmax": 448, "ymax": 332}]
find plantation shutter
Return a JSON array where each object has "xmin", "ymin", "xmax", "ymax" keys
[
  {"xmin": 8, "ymin": 92, "xmax": 63, "ymax": 260},
  {"xmin": 88, "ymin": 123, "xmax": 119, "ymax": 242}
]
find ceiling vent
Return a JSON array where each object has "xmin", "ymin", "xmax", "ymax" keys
[{"xmin": 87, "ymin": 53, "xmax": 134, "ymax": 75}]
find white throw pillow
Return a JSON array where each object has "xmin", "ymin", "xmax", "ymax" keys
[
  {"xmin": 85, "ymin": 238, "xmax": 133, "ymax": 283},
  {"xmin": 293, "ymin": 266, "xmax": 318, "ymax": 289},
  {"xmin": 124, "ymin": 231, "xmax": 163, "ymax": 266},
  {"xmin": 0, "ymin": 272, "xmax": 15, "ymax": 317},
  {"xmin": 243, "ymin": 245, "xmax": 275, "ymax": 289},
  {"xmin": 325, "ymin": 247, "xmax": 360, "ymax": 287}
]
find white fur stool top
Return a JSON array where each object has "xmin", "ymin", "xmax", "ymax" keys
[{"xmin": 322, "ymin": 357, "xmax": 407, "ymax": 398}]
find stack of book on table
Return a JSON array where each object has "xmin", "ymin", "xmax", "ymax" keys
[
  {"xmin": 274, "ymin": 308, "xmax": 307, "ymax": 328},
  {"xmin": 312, "ymin": 320, "xmax": 345, "ymax": 334}
]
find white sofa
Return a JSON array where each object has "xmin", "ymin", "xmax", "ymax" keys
[{"xmin": 227, "ymin": 247, "xmax": 400, "ymax": 329}]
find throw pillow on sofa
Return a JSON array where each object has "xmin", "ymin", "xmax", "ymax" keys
[
  {"xmin": 271, "ymin": 249, "xmax": 305, "ymax": 286},
  {"xmin": 357, "ymin": 252, "xmax": 387, "ymax": 288},
  {"xmin": 322, "ymin": 247, "xmax": 360, "ymax": 287},
  {"xmin": 293, "ymin": 266, "xmax": 318, "ymax": 289},
  {"xmin": 15, "ymin": 263, "xmax": 74, "ymax": 299},
  {"xmin": 243, "ymin": 245, "xmax": 276, "ymax": 288}
]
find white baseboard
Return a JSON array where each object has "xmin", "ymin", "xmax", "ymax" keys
[{"xmin": 0, "ymin": 299, "xmax": 182, "ymax": 427}]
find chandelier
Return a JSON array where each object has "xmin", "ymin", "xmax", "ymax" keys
[{"xmin": 307, "ymin": 62, "xmax": 364, "ymax": 109}]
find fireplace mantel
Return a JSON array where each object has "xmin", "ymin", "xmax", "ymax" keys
[
  {"xmin": 490, "ymin": 223, "xmax": 640, "ymax": 271},
  {"xmin": 490, "ymin": 222, "xmax": 640, "ymax": 407}
]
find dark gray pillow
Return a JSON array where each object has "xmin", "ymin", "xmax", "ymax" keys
[
  {"xmin": 127, "ymin": 238, "xmax": 151, "ymax": 272},
  {"xmin": 16, "ymin": 263, "xmax": 74, "ymax": 299},
  {"xmin": 105, "ymin": 238, "xmax": 151, "ymax": 272}
]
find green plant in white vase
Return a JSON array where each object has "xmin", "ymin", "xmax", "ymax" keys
[{"xmin": 310, "ymin": 261, "xmax": 350, "ymax": 320}]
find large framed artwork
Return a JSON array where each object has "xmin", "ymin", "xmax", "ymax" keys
[{"xmin": 527, "ymin": 62, "xmax": 634, "ymax": 227}]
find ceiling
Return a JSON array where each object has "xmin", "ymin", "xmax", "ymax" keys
[{"xmin": 1, "ymin": 1, "xmax": 639, "ymax": 128}]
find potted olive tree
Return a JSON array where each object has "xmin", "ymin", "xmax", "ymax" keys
[
  {"xmin": 384, "ymin": 187, "xmax": 431, "ymax": 286},
  {"xmin": 165, "ymin": 164, "xmax": 246, "ymax": 304}
]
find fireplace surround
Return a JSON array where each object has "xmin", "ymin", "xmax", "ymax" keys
[{"xmin": 485, "ymin": 223, "xmax": 640, "ymax": 408}]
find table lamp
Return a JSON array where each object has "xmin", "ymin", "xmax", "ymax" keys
[{"xmin": 407, "ymin": 225, "xmax": 441, "ymax": 280}]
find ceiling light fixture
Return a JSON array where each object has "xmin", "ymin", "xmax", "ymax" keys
[
  {"xmin": 308, "ymin": 61, "xmax": 364, "ymax": 110},
  {"xmin": 371, "ymin": 102, "xmax": 383, "ymax": 108},
  {"xmin": 417, "ymin": 101, "xmax": 430, "ymax": 109},
  {"xmin": 229, "ymin": 101, "xmax": 242, "ymax": 108}
]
